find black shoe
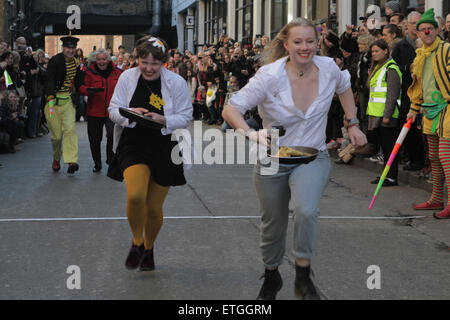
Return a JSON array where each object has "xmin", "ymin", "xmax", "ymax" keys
[
  {"xmin": 6, "ymin": 146, "xmax": 16, "ymax": 153},
  {"xmin": 382, "ymin": 179, "xmax": 398, "ymax": 187},
  {"xmin": 256, "ymin": 268, "xmax": 283, "ymax": 300},
  {"xmin": 125, "ymin": 242, "xmax": 145, "ymax": 270},
  {"xmin": 294, "ymin": 265, "xmax": 321, "ymax": 300},
  {"xmin": 67, "ymin": 163, "xmax": 79, "ymax": 174},
  {"xmin": 371, "ymin": 177, "xmax": 398, "ymax": 186},
  {"xmin": 139, "ymin": 247, "xmax": 155, "ymax": 271},
  {"xmin": 93, "ymin": 165, "xmax": 102, "ymax": 173},
  {"xmin": 404, "ymin": 162, "xmax": 424, "ymax": 171},
  {"xmin": 335, "ymin": 158, "xmax": 349, "ymax": 165}
]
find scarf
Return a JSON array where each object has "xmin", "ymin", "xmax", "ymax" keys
[{"xmin": 412, "ymin": 37, "xmax": 441, "ymax": 82}]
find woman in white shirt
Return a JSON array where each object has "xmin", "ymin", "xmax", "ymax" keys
[
  {"xmin": 223, "ymin": 18, "xmax": 367, "ymax": 300},
  {"xmin": 108, "ymin": 36, "xmax": 193, "ymax": 272}
]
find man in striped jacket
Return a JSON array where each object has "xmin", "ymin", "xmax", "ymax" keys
[
  {"xmin": 407, "ymin": 9, "xmax": 450, "ymax": 219},
  {"xmin": 44, "ymin": 36, "xmax": 83, "ymax": 174}
]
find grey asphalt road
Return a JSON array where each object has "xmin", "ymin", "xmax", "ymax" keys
[{"xmin": 0, "ymin": 122, "xmax": 449, "ymax": 300}]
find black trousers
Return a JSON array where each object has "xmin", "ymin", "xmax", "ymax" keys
[
  {"xmin": 193, "ymin": 102, "xmax": 202, "ymax": 120},
  {"xmin": 87, "ymin": 116, "xmax": 114, "ymax": 167},
  {"xmin": 326, "ymin": 100, "xmax": 344, "ymax": 142},
  {"xmin": 404, "ymin": 124, "xmax": 426, "ymax": 166},
  {"xmin": 375, "ymin": 126, "xmax": 399, "ymax": 180},
  {"xmin": 0, "ymin": 119, "xmax": 24, "ymax": 147}
]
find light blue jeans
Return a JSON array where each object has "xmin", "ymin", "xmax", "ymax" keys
[{"xmin": 253, "ymin": 151, "xmax": 331, "ymax": 269}]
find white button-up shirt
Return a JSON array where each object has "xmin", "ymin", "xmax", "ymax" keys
[{"xmin": 228, "ymin": 55, "xmax": 351, "ymax": 151}]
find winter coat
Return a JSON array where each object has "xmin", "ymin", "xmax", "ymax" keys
[{"xmin": 79, "ymin": 62, "xmax": 122, "ymax": 118}]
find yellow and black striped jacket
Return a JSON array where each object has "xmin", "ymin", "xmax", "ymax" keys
[
  {"xmin": 408, "ymin": 41, "xmax": 450, "ymax": 138},
  {"xmin": 44, "ymin": 52, "xmax": 81, "ymax": 99}
]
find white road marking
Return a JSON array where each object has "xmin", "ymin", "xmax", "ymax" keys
[{"xmin": 0, "ymin": 215, "xmax": 427, "ymax": 223}]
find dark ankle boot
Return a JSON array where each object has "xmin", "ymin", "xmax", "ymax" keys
[
  {"xmin": 294, "ymin": 265, "xmax": 321, "ymax": 300},
  {"xmin": 67, "ymin": 162, "xmax": 79, "ymax": 174},
  {"xmin": 125, "ymin": 242, "xmax": 145, "ymax": 270},
  {"xmin": 256, "ymin": 268, "xmax": 283, "ymax": 300},
  {"xmin": 139, "ymin": 247, "xmax": 155, "ymax": 271}
]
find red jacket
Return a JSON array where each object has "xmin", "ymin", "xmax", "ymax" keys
[{"xmin": 79, "ymin": 62, "xmax": 122, "ymax": 118}]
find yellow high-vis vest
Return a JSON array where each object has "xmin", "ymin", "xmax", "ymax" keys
[{"xmin": 367, "ymin": 58, "xmax": 402, "ymax": 118}]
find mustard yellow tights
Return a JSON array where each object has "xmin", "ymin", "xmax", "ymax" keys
[{"xmin": 123, "ymin": 164, "xmax": 170, "ymax": 250}]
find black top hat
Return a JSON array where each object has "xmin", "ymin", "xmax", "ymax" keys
[{"xmin": 60, "ymin": 36, "xmax": 80, "ymax": 48}]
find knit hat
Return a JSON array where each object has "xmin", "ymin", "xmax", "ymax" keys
[
  {"xmin": 416, "ymin": 8, "xmax": 439, "ymax": 30},
  {"xmin": 385, "ymin": 1, "xmax": 401, "ymax": 13}
]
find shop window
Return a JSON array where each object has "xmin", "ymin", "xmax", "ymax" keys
[
  {"xmin": 271, "ymin": 0, "xmax": 287, "ymax": 38},
  {"xmin": 235, "ymin": 0, "xmax": 253, "ymax": 44}
]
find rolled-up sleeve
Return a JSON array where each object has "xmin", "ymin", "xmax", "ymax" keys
[
  {"xmin": 336, "ymin": 68, "xmax": 352, "ymax": 95},
  {"xmin": 227, "ymin": 67, "xmax": 268, "ymax": 115},
  {"xmin": 165, "ymin": 78, "xmax": 193, "ymax": 132}
]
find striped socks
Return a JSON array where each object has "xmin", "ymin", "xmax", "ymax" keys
[{"xmin": 426, "ymin": 135, "xmax": 450, "ymax": 206}]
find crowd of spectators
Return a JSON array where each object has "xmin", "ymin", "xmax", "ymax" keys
[
  {"xmin": 320, "ymin": 5, "xmax": 450, "ymax": 181},
  {"xmin": 0, "ymin": 36, "xmax": 49, "ymax": 165},
  {"xmin": 1, "ymin": 2, "xmax": 449, "ymax": 179}
]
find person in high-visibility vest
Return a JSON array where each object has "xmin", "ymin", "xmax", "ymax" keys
[{"xmin": 367, "ymin": 39, "xmax": 402, "ymax": 187}]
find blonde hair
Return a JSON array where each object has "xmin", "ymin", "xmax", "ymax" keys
[
  {"xmin": 6, "ymin": 90, "xmax": 19, "ymax": 111},
  {"xmin": 357, "ymin": 33, "xmax": 376, "ymax": 53},
  {"xmin": 262, "ymin": 18, "xmax": 318, "ymax": 65},
  {"xmin": 357, "ymin": 33, "xmax": 375, "ymax": 46}
]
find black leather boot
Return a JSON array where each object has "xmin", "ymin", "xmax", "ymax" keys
[
  {"xmin": 294, "ymin": 265, "xmax": 321, "ymax": 300},
  {"xmin": 139, "ymin": 247, "xmax": 155, "ymax": 271},
  {"xmin": 256, "ymin": 268, "xmax": 283, "ymax": 300},
  {"xmin": 125, "ymin": 242, "xmax": 145, "ymax": 270},
  {"xmin": 67, "ymin": 162, "xmax": 79, "ymax": 174}
]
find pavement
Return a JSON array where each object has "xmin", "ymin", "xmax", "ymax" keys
[{"xmin": 0, "ymin": 121, "xmax": 449, "ymax": 300}]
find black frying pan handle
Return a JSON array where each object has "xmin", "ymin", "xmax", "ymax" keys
[{"xmin": 272, "ymin": 125, "xmax": 286, "ymax": 137}]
